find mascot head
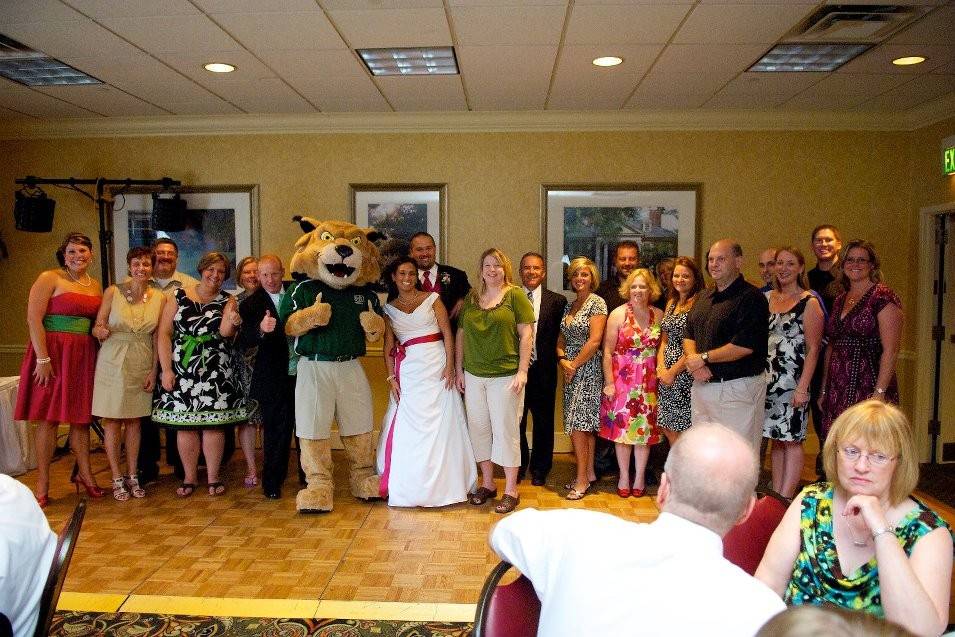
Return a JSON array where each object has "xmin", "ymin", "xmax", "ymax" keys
[{"xmin": 289, "ymin": 216, "xmax": 382, "ymax": 289}]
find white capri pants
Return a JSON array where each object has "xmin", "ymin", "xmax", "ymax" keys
[
  {"xmin": 690, "ymin": 373, "xmax": 766, "ymax": 449},
  {"xmin": 464, "ymin": 372, "xmax": 524, "ymax": 468}
]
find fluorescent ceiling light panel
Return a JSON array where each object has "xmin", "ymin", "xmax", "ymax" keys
[
  {"xmin": 0, "ymin": 34, "xmax": 101, "ymax": 86},
  {"xmin": 749, "ymin": 43, "xmax": 871, "ymax": 72},
  {"xmin": 357, "ymin": 47, "xmax": 458, "ymax": 76}
]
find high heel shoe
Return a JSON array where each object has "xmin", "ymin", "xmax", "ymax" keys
[
  {"xmin": 36, "ymin": 493, "xmax": 49, "ymax": 508},
  {"xmin": 72, "ymin": 475, "xmax": 106, "ymax": 498}
]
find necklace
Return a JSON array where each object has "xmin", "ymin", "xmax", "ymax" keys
[
  {"xmin": 395, "ymin": 292, "xmax": 421, "ymax": 309},
  {"xmin": 124, "ymin": 284, "xmax": 149, "ymax": 305},
  {"xmin": 66, "ymin": 268, "xmax": 93, "ymax": 287}
]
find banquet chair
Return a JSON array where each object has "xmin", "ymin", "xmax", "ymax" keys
[
  {"xmin": 0, "ymin": 612, "xmax": 12, "ymax": 637},
  {"xmin": 473, "ymin": 561, "xmax": 541, "ymax": 637},
  {"xmin": 34, "ymin": 500, "xmax": 86, "ymax": 637},
  {"xmin": 723, "ymin": 489, "xmax": 790, "ymax": 575}
]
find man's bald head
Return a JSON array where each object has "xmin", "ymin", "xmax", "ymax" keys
[{"xmin": 659, "ymin": 424, "xmax": 759, "ymax": 536}]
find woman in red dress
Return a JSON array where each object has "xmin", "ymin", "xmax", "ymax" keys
[{"xmin": 16, "ymin": 232, "xmax": 104, "ymax": 506}]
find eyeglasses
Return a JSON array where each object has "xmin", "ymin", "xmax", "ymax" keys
[
  {"xmin": 840, "ymin": 446, "xmax": 896, "ymax": 467},
  {"xmin": 844, "ymin": 256, "xmax": 871, "ymax": 265}
]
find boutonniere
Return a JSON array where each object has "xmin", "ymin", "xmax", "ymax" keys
[{"xmin": 439, "ymin": 272, "xmax": 451, "ymax": 286}]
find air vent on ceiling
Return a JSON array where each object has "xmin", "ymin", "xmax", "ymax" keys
[
  {"xmin": 0, "ymin": 33, "xmax": 100, "ymax": 86},
  {"xmin": 786, "ymin": 4, "xmax": 928, "ymax": 44}
]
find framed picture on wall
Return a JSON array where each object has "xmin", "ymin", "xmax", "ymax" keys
[
  {"xmin": 350, "ymin": 184, "xmax": 447, "ymax": 272},
  {"xmin": 543, "ymin": 184, "xmax": 699, "ymax": 295},
  {"xmin": 111, "ymin": 185, "xmax": 259, "ymax": 292}
]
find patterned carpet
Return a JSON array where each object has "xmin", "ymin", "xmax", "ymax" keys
[{"xmin": 51, "ymin": 611, "xmax": 472, "ymax": 636}]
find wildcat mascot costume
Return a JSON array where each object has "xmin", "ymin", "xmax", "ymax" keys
[{"xmin": 282, "ymin": 216, "xmax": 386, "ymax": 513}]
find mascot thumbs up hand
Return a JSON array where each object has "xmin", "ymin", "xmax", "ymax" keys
[
  {"xmin": 309, "ymin": 292, "xmax": 332, "ymax": 328},
  {"xmin": 360, "ymin": 299, "xmax": 384, "ymax": 342}
]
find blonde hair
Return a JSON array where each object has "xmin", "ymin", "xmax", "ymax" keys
[
  {"xmin": 772, "ymin": 246, "xmax": 809, "ymax": 292},
  {"xmin": 566, "ymin": 257, "xmax": 600, "ymax": 292},
  {"xmin": 473, "ymin": 247, "xmax": 517, "ymax": 299},
  {"xmin": 822, "ymin": 400, "xmax": 918, "ymax": 506},
  {"xmin": 619, "ymin": 268, "xmax": 661, "ymax": 303},
  {"xmin": 196, "ymin": 251, "xmax": 232, "ymax": 279},
  {"xmin": 756, "ymin": 605, "xmax": 915, "ymax": 637}
]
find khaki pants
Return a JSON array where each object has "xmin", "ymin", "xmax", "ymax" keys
[
  {"xmin": 464, "ymin": 372, "xmax": 524, "ymax": 467},
  {"xmin": 690, "ymin": 374, "xmax": 766, "ymax": 448},
  {"xmin": 295, "ymin": 359, "xmax": 373, "ymax": 440}
]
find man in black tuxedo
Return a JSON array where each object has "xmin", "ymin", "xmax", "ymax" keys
[
  {"xmin": 409, "ymin": 232, "xmax": 470, "ymax": 327},
  {"xmin": 518, "ymin": 252, "xmax": 567, "ymax": 485},
  {"xmin": 238, "ymin": 254, "xmax": 296, "ymax": 499}
]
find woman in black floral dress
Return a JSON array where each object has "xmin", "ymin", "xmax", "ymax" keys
[
  {"xmin": 154, "ymin": 252, "xmax": 247, "ymax": 497},
  {"xmin": 762, "ymin": 247, "xmax": 823, "ymax": 498}
]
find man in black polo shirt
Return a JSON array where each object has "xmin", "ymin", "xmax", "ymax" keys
[
  {"xmin": 595, "ymin": 240, "xmax": 639, "ymax": 312},
  {"xmin": 684, "ymin": 239, "xmax": 769, "ymax": 447}
]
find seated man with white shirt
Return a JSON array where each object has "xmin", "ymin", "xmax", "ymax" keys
[
  {"xmin": 490, "ymin": 424, "xmax": 785, "ymax": 637},
  {"xmin": 0, "ymin": 474, "xmax": 56, "ymax": 637}
]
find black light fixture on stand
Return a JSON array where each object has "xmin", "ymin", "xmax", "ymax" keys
[
  {"xmin": 13, "ymin": 175, "xmax": 182, "ymax": 286},
  {"xmin": 151, "ymin": 191, "xmax": 188, "ymax": 231}
]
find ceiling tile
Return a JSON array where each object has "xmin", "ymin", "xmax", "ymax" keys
[
  {"xmin": 0, "ymin": 19, "xmax": 143, "ymax": 61},
  {"xmin": 66, "ymin": 55, "xmax": 220, "ymax": 103},
  {"xmin": 0, "ymin": 105, "xmax": 32, "ymax": 120},
  {"xmin": 932, "ymin": 61, "xmax": 955, "ymax": 75},
  {"xmin": 0, "ymin": 83, "xmax": 99, "ymax": 118},
  {"xmin": 784, "ymin": 73, "xmax": 911, "ymax": 109},
  {"xmin": 625, "ymin": 91, "xmax": 709, "ymax": 109},
  {"xmin": 856, "ymin": 73, "xmax": 955, "ymax": 111},
  {"xmin": 674, "ymin": 4, "xmax": 816, "ymax": 45},
  {"xmin": 257, "ymin": 50, "xmax": 368, "ymax": 81},
  {"xmin": 164, "ymin": 99, "xmax": 244, "ymax": 115},
  {"xmin": 703, "ymin": 91, "xmax": 791, "ymax": 109},
  {"xmin": 292, "ymin": 78, "xmax": 391, "ymax": 112},
  {"xmin": 457, "ymin": 45, "xmax": 556, "ymax": 110},
  {"xmin": 158, "ymin": 50, "xmax": 276, "ymax": 84},
  {"xmin": 35, "ymin": 84, "xmax": 168, "ymax": 116},
  {"xmin": 192, "ymin": 0, "xmax": 323, "ymax": 11},
  {"xmin": 208, "ymin": 78, "xmax": 316, "ymax": 113},
  {"xmin": 0, "ymin": 1, "xmax": 85, "ymax": 24},
  {"xmin": 635, "ymin": 70, "xmax": 729, "ymax": 95},
  {"xmin": 324, "ymin": 0, "xmax": 444, "ymax": 7},
  {"xmin": 375, "ymin": 75, "xmax": 467, "ymax": 110},
  {"xmin": 65, "ymin": 0, "xmax": 200, "ymax": 19},
  {"xmin": 549, "ymin": 44, "xmax": 661, "ymax": 110},
  {"xmin": 651, "ymin": 44, "xmax": 767, "ymax": 79},
  {"xmin": 211, "ymin": 12, "xmax": 346, "ymax": 52},
  {"xmin": 565, "ymin": 4, "xmax": 691, "ymax": 45},
  {"xmin": 98, "ymin": 15, "xmax": 242, "ymax": 54},
  {"xmin": 450, "ymin": 0, "xmax": 565, "ymax": 6},
  {"xmin": 838, "ymin": 44, "xmax": 955, "ymax": 75},
  {"xmin": 889, "ymin": 6, "xmax": 955, "ymax": 46},
  {"xmin": 450, "ymin": 5, "xmax": 566, "ymax": 46},
  {"xmin": 327, "ymin": 8, "xmax": 451, "ymax": 48},
  {"xmin": 715, "ymin": 71, "xmax": 828, "ymax": 97}
]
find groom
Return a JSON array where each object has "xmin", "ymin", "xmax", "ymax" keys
[{"xmin": 409, "ymin": 232, "xmax": 470, "ymax": 330}]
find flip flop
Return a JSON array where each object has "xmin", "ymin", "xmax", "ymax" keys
[
  {"xmin": 468, "ymin": 487, "xmax": 498, "ymax": 505},
  {"xmin": 176, "ymin": 482, "xmax": 197, "ymax": 498},
  {"xmin": 208, "ymin": 482, "xmax": 226, "ymax": 497}
]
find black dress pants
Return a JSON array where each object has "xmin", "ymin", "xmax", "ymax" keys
[
  {"xmin": 259, "ymin": 377, "xmax": 296, "ymax": 494},
  {"xmin": 519, "ymin": 364, "xmax": 557, "ymax": 481}
]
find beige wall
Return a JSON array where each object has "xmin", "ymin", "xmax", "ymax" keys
[{"xmin": 1, "ymin": 124, "xmax": 949, "ymax": 422}]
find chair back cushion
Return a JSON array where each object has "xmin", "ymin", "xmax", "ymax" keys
[
  {"xmin": 722, "ymin": 494, "xmax": 788, "ymax": 575},
  {"xmin": 483, "ymin": 575, "xmax": 541, "ymax": 637}
]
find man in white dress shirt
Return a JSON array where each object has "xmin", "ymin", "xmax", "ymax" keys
[
  {"xmin": 0, "ymin": 474, "xmax": 56, "ymax": 637},
  {"xmin": 409, "ymin": 232, "xmax": 470, "ymax": 330},
  {"xmin": 490, "ymin": 424, "xmax": 785, "ymax": 637}
]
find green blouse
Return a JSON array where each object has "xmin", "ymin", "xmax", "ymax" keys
[
  {"xmin": 459, "ymin": 287, "xmax": 535, "ymax": 378},
  {"xmin": 785, "ymin": 482, "xmax": 951, "ymax": 617}
]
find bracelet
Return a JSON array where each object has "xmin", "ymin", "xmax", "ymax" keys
[
  {"xmin": 874, "ymin": 387, "xmax": 886, "ymax": 395},
  {"xmin": 35, "ymin": 356, "xmax": 51, "ymax": 364},
  {"xmin": 387, "ymin": 374, "xmax": 396, "ymax": 381},
  {"xmin": 871, "ymin": 526, "xmax": 895, "ymax": 540}
]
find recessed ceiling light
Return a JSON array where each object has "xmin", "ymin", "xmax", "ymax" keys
[
  {"xmin": 892, "ymin": 55, "xmax": 926, "ymax": 66},
  {"xmin": 749, "ymin": 43, "xmax": 871, "ymax": 72},
  {"xmin": 357, "ymin": 47, "xmax": 459, "ymax": 76},
  {"xmin": 204, "ymin": 62, "xmax": 235, "ymax": 73},
  {"xmin": 592, "ymin": 56, "xmax": 623, "ymax": 67}
]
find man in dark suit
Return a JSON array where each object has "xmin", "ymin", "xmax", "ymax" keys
[
  {"xmin": 409, "ymin": 232, "xmax": 470, "ymax": 327},
  {"xmin": 518, "ymin": 252, "xmax": 567, "ymax": 485},
  {"xmin": 238, "ymin": 254, "xmax": 296, "ymax": 499}
]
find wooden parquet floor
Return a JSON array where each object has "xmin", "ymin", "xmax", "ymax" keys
[{"xmin": 14, "ymin": 432, "xmax": 955, "ymax": 624}]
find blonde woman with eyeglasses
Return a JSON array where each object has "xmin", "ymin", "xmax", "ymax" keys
[{"xmin": 756, "ymin": 401, "xmax": 952, "ymax": 637}]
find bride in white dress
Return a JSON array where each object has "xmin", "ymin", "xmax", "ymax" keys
[{"xmin": 377, "ymin": 257, "xmax": 477, "ymax": 507}]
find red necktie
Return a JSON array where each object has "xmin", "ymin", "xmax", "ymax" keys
[{"xmin": 422, "ymin": 270, "xmax": 433, "ymax": 292}]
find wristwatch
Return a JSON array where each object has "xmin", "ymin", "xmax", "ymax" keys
[{"xmin": 700, "ymin": 351, "xmax": 709, "ymax": 362}]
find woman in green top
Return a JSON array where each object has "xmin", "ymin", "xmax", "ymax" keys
[
  {"xmin": 455, "ymin": 247, "xmax": 535, "ymax": 514},
  {"xmin": 756, "ymin": 400, "xmax": 952, "ymax": 636}
]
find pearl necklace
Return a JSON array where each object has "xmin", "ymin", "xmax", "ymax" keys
[{"xmin": 66, "ymin": 268, "xmax": 93, "ymax": 287}]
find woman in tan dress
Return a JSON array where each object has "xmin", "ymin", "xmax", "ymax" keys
[{"xmin": 91, "ymin": 246, "xmax": 165, "ymax": 501}]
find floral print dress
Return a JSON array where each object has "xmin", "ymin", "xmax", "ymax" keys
[
  {"xmin": 599, "ymin": 304, "xmax": 661, "ymax": 445},
  {"xmin": 763, "ymin": 295, "xmax": 811, "ymax": 442},
  {"xmin": 560, "ymin": 294, "xmax": 607, "ymax": 433},
  {"xmin": 152, "ymin": 288, "xmax": 247, "ymax": 429}
]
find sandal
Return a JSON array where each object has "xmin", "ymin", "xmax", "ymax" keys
[
  {"xmin": 208, "ymin": 482, "xmax": 226, "ymax": 497},
  {"xmin": 468, "ymin": 486, "xmax": 498, "ymax": 505},
  {"xmin": 176, "ymin": 482, "xmax": 197, "ymax": 498},
  {"xmin": 112, "ymin": 477, "xmax": 130, "ymax": 502},
  {"xmin": 563, "ymin": 480, "xmax": 594, "ymax": 491},
  {"xmin": 125, "ymin": 475, "xmax": 146, "ymax": 498},
  {"xmin": 565, "ymin": 484, "xmax": 589, "ymax": 501},
  {"xmin": 243, "ymin": 474, "xmax": 258, "ymax": 488},
  {"xmin": 495, "ymin": 494, "xmax": 520, "ymax": 514}
]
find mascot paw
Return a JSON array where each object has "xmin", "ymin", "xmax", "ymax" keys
[
  {"xmin": 310, "ymin": 292, "xmax": 332, "ymax": 327},
  {"xmin": 296, "ymin": 486, "xmax": 333, "ymax": 514},
  {"xmin": 351, "ymin": 473, "xmax": 382, "ymax": 501},
  {"xmin": 359, "ymin": 302, "xmax": 385, "ymax": 343}
]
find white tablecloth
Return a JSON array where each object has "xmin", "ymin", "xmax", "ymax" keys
[{"xmin": 0, "ymin": 376, "xmax": 37, "ymax": 476}]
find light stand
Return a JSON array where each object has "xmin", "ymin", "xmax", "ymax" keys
[{"xmin": 13, "ymin": 176, "xmax": 181, "ymax": 285}]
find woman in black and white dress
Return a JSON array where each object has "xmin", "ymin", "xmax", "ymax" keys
[{"xmin": 763, "ymin": 247, "xmax": 823, "ymax": 498}]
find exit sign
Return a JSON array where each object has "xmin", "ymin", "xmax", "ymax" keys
[{"xmin": 946, "ymin": 146, "xmax": 955, "ymax": 175}]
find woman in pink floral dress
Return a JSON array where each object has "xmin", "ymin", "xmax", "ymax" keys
[{"xmin": 600, "ymin": 268, "xmax": 662, "ymax": 499}]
